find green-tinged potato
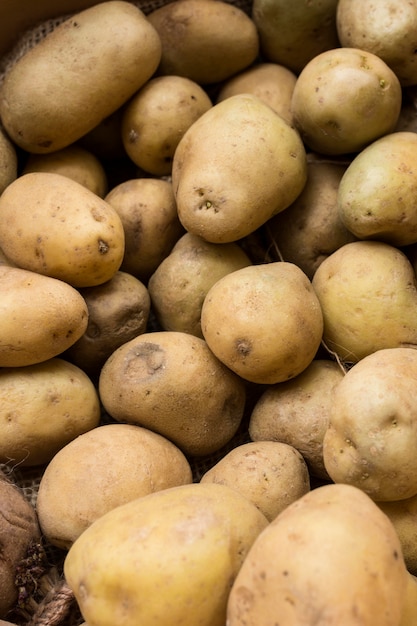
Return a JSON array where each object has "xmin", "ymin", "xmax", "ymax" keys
[
  {"xmin": 200, "ymin": 441, "xmax": 310, "ymax": 522},
  {"xmin": 265, "ymin": 156, "xmax": 357, "ymax": 279},
  {"xmin": 378, "ymin": 495, "xmax": 417, "ymax": 575},
  {"xmin": 337, "ymin": 132, "xmax": 417, "ymax": 247},
  {"xmin": 172, "ymin": 94, "xmax": 307, "ymax": 243},
  {"xmin": 249, "ymin": 359, "xmax": 345, "ymax": 479},
  {"xmin": 337, "ymin": 0, "xmax": 417, "ymax": 87},
  {"xmin": 0, "ymin": 472, "xmax": 41, "ymax": 618},
  {"xmin": 147, "ymin": 0, "xmax": 259, "ymax": 85},
  {"xmin": 22, "ymin": 145, "xmax": 108, "ymax": 197},
  {"xmin": 0, "ymin": 126, "xmax": 17, "ymax": 194},
  {"xmin": 0, "ymin": 266, "xmax": 88, "ymax": 367},
  {"xmin": 0, "ymin": 172, "xmax": 125, "ymax": 287},
  {"xmin": 312, "ymin": 240, "xmax": 417, "ymax": 363},
  {"xmin": 0, "ymin": 357, "xmax": 100, "ymax": 467},
  {"xmin": 227, "ymin": 483, "xmax": 411, "ymax": 626},
  {"xmin": 98, "ymin": 331, "xmax": 246, "ymax": 457},
  {"xmin": 291, "ymin": 47, "xmax": 402, "ymax": 155},
  {"xmin": 216, "ymin": 62, "xmax": 297, "ymax": 126},
  {"xmin": 64, "ymin": 482, "xmax": 269, "ymax": 626},
  {"xmin": 251, "ymin": 0, "xmax": 339, "ymax": 74},
  {"xmin": 0, "ymin": 1, "xmax": 162, "ymax": 153},
  {"xmin": 37, "ymin": 423, "xmax": 193, "ymax": 550},
  {"xmin": 64, "ymin": 271, "xmax": 150, "ymax": 380},
  {"xmin": 148, "ymin": 233, "xmax": 252, "ymax": 338},
  {"xmin": 201, "ymin": 262, "xmax": 323, "ymax": 385},
  {"xmin": 121, "ymin": 75, "xmax": 212, "ymax": 177},
  {"xmin": 323, "ymin": 347, "xmax": 417, "ymax": 502},
  {"xmin": 105, "ymin": 178, "xmax": 184, "ymax": 283}
]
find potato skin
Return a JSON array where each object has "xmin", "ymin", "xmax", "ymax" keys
[
  {"xmin": 0, "ymin": 127, "xmax": 17, "ymax": 194},
  {"xmin": 0, "ymin": 1, "xmax": 162, "ymax": 153}
]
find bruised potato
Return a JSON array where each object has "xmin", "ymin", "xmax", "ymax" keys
[{"xmin": 37, "ymin": 423, "xmax": 193, "ymax": 549}]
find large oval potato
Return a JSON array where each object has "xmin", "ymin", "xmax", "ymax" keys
[
  {"xmin": 0, "ymin": 1, "xmax": 162, "ymax": 153},
  {"xmin": 0, "ymin": 265, "xmax": 88, "ymax": 367},
  {"xmin": 0, "ymin": 172, "xmax": 125, "ymax": 287}
]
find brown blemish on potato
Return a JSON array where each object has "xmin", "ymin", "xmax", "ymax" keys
[
  {"xmin": 98, "ymin": 240, "xmax": 109, "ymax": 254},
  {"xmin": 235, "ymin": 339, "xmax": 252, "ymax": 357},
  {"xmin": 124, "ymin": 343, "xmax": 165, "ymax": 379}
]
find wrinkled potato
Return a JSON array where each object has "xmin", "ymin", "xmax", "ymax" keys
[
  {"xmin": 121, "ymin": 75, "xmax": 212, "ymax": 176},
  {"xmin": 0, "ymin": 1, "xmax": 162, "ymax": 153},
  {"xmin": 0, "ymin": 172, "xmax": 125, "ymax": 287},
  {"xmin": 200, "ymin": 440, "xmax": 310, "ymax": 522},
  {"xmin": 0, "ymin": 357, "xmax": 100, "ymax": 466},
  {"xmin": 98, "ymin": 331, "xmax": 246, "ymax": 457},
  {"xmin": 0, "ymin": 126, "xmax": 17, "ymax": 194},
  {"xmin": 0, "ymin": 266, "xmax": 88, "ymax": 367},
  {"xmin": 37, "ymin": 423, "xmax": 193, "ymax": 550},
  {"xmin": 64, "ymin": 482, "xmax": 269, "ymax": 626},
  {"xmin": 148, "ymin": 233, "xmax": 252, "ymax": 338}
]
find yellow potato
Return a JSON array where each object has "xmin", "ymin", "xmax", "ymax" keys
[
  {"xmin": 64, "ymin": 482, "xmax": 269, "ymax": 626},
  {"xmin": 0, "ymin": 126, "xmax": 17, "ymax": 194},
  {"xmin": 0, "ymin": 1, "xmax": 162, "ymax": 153},
  {"xmin": 0, "ymin": 357, "xmax": 100, "ymax": 466},
  {"xmin": 0, "ymin": 265, "xmax": 88, "ymax": 367},
  {"xmin": 378, "ymin": 495, "xmax": 417, "ymax": 575},
  {"xmin": 0, "ymin": 172, "xmax": 125, "ymax": 287}
]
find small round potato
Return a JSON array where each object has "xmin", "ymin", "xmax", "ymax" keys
[
  {"xmin": 0, "ymin": 358, "xmax": 100, "ymax": 467},
  {"xmin": 37, "ymin": 423, "xmax": 193, "ymax": 549}
]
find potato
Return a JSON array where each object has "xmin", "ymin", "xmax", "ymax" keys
[
  {"xmin": 0, "ymin": 357, "xmax": 100, "ymax": 466},
  {"xmin": 323, "ymin": 347, "xmax": 417, "ymax": 502},
  {"xmin": 200, "ymin": 441, "xmax": 310, "ymax": 522},
  {"xmin": 0, "ymin": 172, "xmax": 125, "ymax": 287},
  {"xmin": 172, "ymin": 94, "xmax": 307, "ymax": 243},
  {"xmin": 148, "ymin": 233, "xmax": 252, "ymax": 338},
  {"xmin": 22, "ymin": 144, "xmax": 108, "ymax": 197},
  {"xmin": 79, "ymin": 109, "xmax": 126, "ymax": 162},
  {"xmin": 37, "ymin": 423, "xmax": 193, "ymax": 550},
  {"xmin": 0, "ymin": 472, "xmax": 41, "ymax": 618},
  {"xmin": 312, "ymin": 240, "xmax": 417, "ymax": 363},
  {"xmin": 104, "ymin": 178, "xmax": 184, "ymax": 283},
  {"xmin": 98, "ymin": 331, "xmax": 246, "ymax": 457},
  {"xmin": 64, "ymin": 271, "xmax": 150, "ymax": 380},
  {"xmin": 291, "ymin": 47, "xmax": 402, "ymax": 155},
  {"xmin": 0, "ymin": 126, "xmax": 17, "ymax": 194},
  {"xmin": 216, "ymin": 62, "xmax": 297, "ymax": 126},
  {"xmin": 201, "ymin": 262, "xmax": 323, "ymax": 385},
  {"xmin": 337, "ymin": 132, "xmax": 417, "ymax": 247},
  {"xmin": 265, "ymin": 156, "xmax": 357, "ymax": 279},
  {"xmin": 0, "ymin": 266, "xmax": 88, "ymax": 367},
  {"xmin": 337, "ymin": 0, "xmax": 417, "ymax": 87},
  {"xmin": 64, "ymin": 482, "xmax": 269, "ymax": 626},
  {"xmin": 249, "ymin": 359, "xmax": 345, "ymax": 479},
  {"xmin": 0, "ymin": 1, "xmax": 162, "ymax": 153},
  {"xmin": 378, "ymin": 495, "xmax": 417, "ymax": 575},
  {"xmin": 147, "ymin": 0, "xmax": 259, "ymax": 84},
  {"xmin": 227, "ymin": 483, "xmax": 411, "ymax": 626},
  {"xmin": 121, "ymin": 75, "xmax": 212, "ymax": 177}
]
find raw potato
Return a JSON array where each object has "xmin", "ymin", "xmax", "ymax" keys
[
  {"xmin": 337, "ymin": 132, "xmax": 417, "ymax": 247},
  {"xmin": 323, "ymin": 347, "xmax": 417, "ymax": 502},
  {"xmin": 105, "ymin": 178, "xmax": 184, "ymax": 283},
  {"xmin": 216, "ymin": 62, "xmax": 297, "ymax": 125},
  {"xmin": 0, "ymin": 265, "xmax": 88, "ymax": 367},
  {"xmin": 98, "ymin": 331, "xmax": 246, "ymax": 457},
  {"xmin": 121, "ymin": 75, "xmax": 212, "ymax": 176},
  {"xmin": 200, "ymin": 441, "xmax": 310, "ymax": 522},
  {"xmin": 64, "ymin": 271, "xmax": 151, "ymax": 380},
  {"xmin": 148, "ymin": 233, "xmax": 252, "ymax": 338},
  {"xmin": 378, "ymin": 495, "xmax": 417, "ymax": 575},
  {"xmin": 172, "ymin": 94, "xmax": 307, "ymax": 243},
  {"xmin": 64, "ymin": 482, "xmax": 269, "ymax": 626},
  {"xmin": 22, "ymin": 145, "xmax": 108, "ymax": 197},
  {"xmin": 249, "ymin": 359, "xmax": 345, "ymax": 479},
  {"xmin": 0, "ymin": 357, "xmax": 100, "ymax": 466},
  {"xmin": 201, "ymin": 262, "xmax": 324, "ymax": 384},
  {"xmin": 291, "ymin": 47, "xmax": 402, "ymax": 155},
  {"xmin": 312, "ymin": 240, "xmax": 417, "ymax": 362},
  {"xmin": 0, "ymin": 1, "xmax": 162, "ymax": 153},
  {"xmin": 227, "ymin": 483, "xmax": 411, "ymax": 626},
  {"xmin": 0, "ymin": 126, "xmax": 17, "ymax": 194},
  {"xmin": 0, "ymin": 472, "xmax": 41, "ymax": 618},
  {"xmin": 0, "ymin": 172, "xmax": 125, "ymax": 287},
  {"xmin": 37, "ymin": 423, "xmax": 193, "ymax": 550},
  {"xmin": 147, "ymin": 0, "xmax": 259, "ymax": 84}
]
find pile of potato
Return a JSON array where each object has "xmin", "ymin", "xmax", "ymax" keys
[{"xmin": 2, "ymin": 0, "xmax": 417, "ymax": 624}]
